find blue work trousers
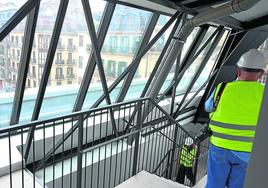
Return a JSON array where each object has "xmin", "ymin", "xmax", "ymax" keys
[{"xmin": 206, "ymin": 144, "xmax": 248, "ymax": 188}]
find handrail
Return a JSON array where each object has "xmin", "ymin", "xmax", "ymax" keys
[
  {"xmin": 0, "ymin": 97, "xmax": 150, "ymax": 134},
  {"xmin": 0, "ymin": 97, "xmax": 203, "ymax": 188}
]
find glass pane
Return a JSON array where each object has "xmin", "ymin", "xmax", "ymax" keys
[
  {"xmin": 19, "ymin": 0, "xmax": 61, "ymax": 124},
  {"xmin": 18, "ymin": 0, "xmax": 106, "ymax": 123},
  {"xmin": 38, "ymin": 0, "xmax": 106, "ymax": 121},
  {"xmin": 176, "ymin": 27, "xmax": 218, "ymax": 95},
  {"xmin": 159, "ymin": 27, "xmax": 200, "ymax": 94},
  {"xmin": 82, "ymin": 68, "xmax": 104, "ymax": 110},
  {"xmin": 191, "ymin": 30, "xmax": 229, "ymax": 91},
  {"xmin": 0, "ymin": 18, "xmax": 26, "ymax": 127},
  {"xmin": 124, "ymin": 15, "xmax": 171, "ymax": 101},
  {"xmin": 258, "ymin": 38, "xmax": 268, "ymax": 84},
  {"xmin": 83, "ymin": 5, "xmax": 152, "ymax": 106},
  {"xmin": 180, "ymin": 27, "xmax": 200, "ymax": 62},
  {"xmin": 0, "ymin": 1, "xmax": 27, "ymax": 28},
  {"xmin": 100, "ymin": 5, "xmax": 152, "ymax": 85}
]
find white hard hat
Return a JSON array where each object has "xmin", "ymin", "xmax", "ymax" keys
[
  {"xmin": 185, "ymin": 137, "xmax": 194, "ymax": 146},
  {"xmin": 237, "ymin": 49, "xmax": 266, "ymax": 70}
]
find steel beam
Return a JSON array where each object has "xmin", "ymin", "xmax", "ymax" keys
[
  {"xmin": 90, "ymin": 12, "xmax": 181, "ymax": 108},
  {"xmin": 244, "ymin": 70, "xmax": 268, "ymax": 188},
  {"xmin": 33, "ymin": 12, "xmax": 181, "ymax": 170},
  {"xmin": 34, "ymin": 1, "xmax": 116, "ymax": 171},
  {"xmin": 243, "ymin": 14, "xmax": 268, "ymax": 30},
  {"xmin": 123, "ymin": 16, "xmax": 183, "ymax": 133},
  {"xmin": 0, "ymin": 0, "xmax": 41, "ymax": 42},
  {"xmin": 158, "ymin": 26, "xmax": 220, "ymax": 102},
  {"xmin": 140, "ymin": 16, "xmax": 183, "ymax": 99},
  {"xmin": 193, "ymin": 29, "xmax": 235, "ymax": 122},
  {"xmin": 10, "ymin": 4, "xmax": 40, "ymax": 126},
  {"xmin": 24, "ymin": 0, "xmax": 69, "ymax": 162},
  {"xmin": 116, "ymin": 13, "xmax": 159, "ymax": 103},
  {"xmin": 81, "ymin": 0, "xmax": 118, "ymax": 134},
  {"xmin": 173, "ymin": 26, "xmax": 225, "ymax": 118},
  {"xmin": 73, "ymin": 1, "xmax": 115, "ymax": 112},
  {"xmin": 170, "ymin": 14, "xmax": 187, "ymax": 115},
  {"xmin": 177, "ymin": 69, "xmax": 219, "ymax": 114},
  {"xmin": 166, "ymin": 25, "xmax": 209, "ymax": 98}
]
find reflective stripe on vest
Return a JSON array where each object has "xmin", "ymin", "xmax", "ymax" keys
[
  {"xmin": 179, "ymin": 146, "xmax": 196, "ymax": 167},
  {"xmin": 210, "ymin": 120, "xmax": 256, "ymax": 131},
  {"xmin": 209, "ymin": 81, "xmax": 264, "ymax": 152}
]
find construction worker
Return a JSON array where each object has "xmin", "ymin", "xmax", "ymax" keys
[
  {"xmin": 204, "ymin": 49, "xmax": 266, "ymax": 188},
  {"xmin": 176, "ymin": 137, "xmax": 197, "ymax": 185}
]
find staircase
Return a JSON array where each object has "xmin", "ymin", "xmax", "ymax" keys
[{"xmin": 116, "ymin": 171, "xmax": 207, "ymax": 188}]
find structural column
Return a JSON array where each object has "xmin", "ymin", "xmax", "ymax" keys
[{"xmin": 244, "ymin": 75, "xmax": 268, "ymax": 188}]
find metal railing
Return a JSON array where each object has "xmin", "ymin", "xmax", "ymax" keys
[{"xmin": 0, "ymin": 97, "xmax": 205, "ymax": 188}]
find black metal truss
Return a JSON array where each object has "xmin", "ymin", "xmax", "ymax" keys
[
  {"xmin": 194, "ymin": 30, "xmax": 268, "ymax": 123},
  {"xmin": 33, "ymin": 1, "xmax": 117, "ymax": 171},
  {"xmin": 32, "ymin": 12, "xmax": 182, "ymax": 170},
  {"xmin": 73, "ymin": 1, "xmax": 116, "ymax": 112},
  {"xmin": 170, "ymin": 14, "xmax": 188, "ymax": 115},
  {"xmin": 158, "ymin": 25, "xmax": 220, "ymax": 102},
  {"xmin": 176, "ymin": 68, "xmax": 219, "ymax": 114},
  {"xmin": 10, "ymin": 4, "xmax": 40, "ymax": 126},
  {"xmin": 242, "ymin": 14, "xmax": 268, "ymax": 30},
  {"xmin": 0, "ymin": 0, "xmax": 236, "ymax": 171},
  {"xmin": 116, "ymin": 13, "xmax": 159, "ymax": 103},
  {"xmin": 180, "ymin": 0, "xmax": 230, "ymax": 9},
  {"xmin": 166, "ymin": 25, "xmax": 209, "ymax": 98},
  {"xmin": 173, "ymin": 26, "xmax": 225, "ymax": 119},
  {"xmin": 0, "ymin": 0, "xmax": 41, "ymax": 42},
  {"xmin": 90, "ymin": 12, "xmax": 182, "ymax": 108},
  {"xmin": 193, "ymin": 29, "xmax": 239, "ymax": 122},
  {"xmin": 81, "ymin": 0, "xmax": 118, "ymax": 135},
  {"xmin": 121, "ymin": 16, "xmax": 183, "ymax": 133},
  {"xmin": 140, "ymin": 16, "xmax": 183, "ymax": 99},
  {"xmin": 24, "ymin": 0, "xmax": 70, "ymax": 162}
]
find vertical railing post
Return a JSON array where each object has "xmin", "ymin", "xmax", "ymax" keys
[
  {"xmin": 192, "ymin": 142, "xmax": 201, "ymax": 186},
  {"xmin": 165, "ymin": 150, "xmax": 171, "ymax": 178},
  {"xmin": 168, "ymin": 123, "xmax": 179, "ymax": 179},
  {"xmin": 76, "ymin": 114, "xmax": 83, "ymax": 188},
  {"xmin": 132, "ymin": 101, "xmax": 143, "ymax": 176}
]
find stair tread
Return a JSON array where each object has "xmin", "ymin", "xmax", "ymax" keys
[{"xmin": 116, "ymin": 171, "xmax": 190, "ymax": 188}]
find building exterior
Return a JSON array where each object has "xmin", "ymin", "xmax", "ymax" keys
[{"xmin": 0, "ymin": 2, "xmax": 17, "ymax": 91}]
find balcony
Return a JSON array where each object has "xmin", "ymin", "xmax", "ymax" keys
[
  {"xmin": 10, "ymin": 42, "xmax": 19, "ymax": 48},
  {"xmin": 86, "ymin": 44, "xmax": 92, "ymax": 52},
  {"xmin": 67, "ymin": 45, "xmax": 77, "ymax": 51},
  {"xmin": 57, "ymin": 44, "xmax": 65, "ymax": 50},
  {"xmin": 29, "ymin": 72, "xmax": 37, "ymax": 78},
  {"xmin": 66, "ymin": 73, "xmax": 75, "ymax": 79},
  {"xmin": 66, "ymin": 59, "xmax": 76, "ymax": 65},
  {"xmin": 31, "ymin": 58, "xmax": 37, "ymax": 64},
  {"xmin": 55, "ymin": 59, "xmax": 65, "ymax": 65},
  {"xmin": 101, "ymin": 45, "xmax": 137, "ymax": 55},
  {"xmin": 10, "ymin": 66, "xmax": 17, "ymax": 72},
  {"xmin": 0, "ymin": 60, "xmax": 5, "ymax": 67},
  {"xmin": 55, "ymin": 74, "xmax": 64, "ymax": 79}
]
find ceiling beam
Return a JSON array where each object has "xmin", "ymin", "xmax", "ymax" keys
[
  {"xmin": 184, "ymin": 0, "xmax": 230, "ymax": 9},
  {"xmin": 242, "ymin": 14, "xmax": 268, "ymax": 30}
]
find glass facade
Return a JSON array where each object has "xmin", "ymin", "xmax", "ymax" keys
[{"xmin": 0, "ymin": 0, "xmax": 229, "ymax": 127}]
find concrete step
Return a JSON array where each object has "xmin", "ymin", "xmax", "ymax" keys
[
  {"xmin": 193, "ymin": 175, "xmax": 207, "ymax": 188},
  {"xmin": 115, "ymin": 171, "xmax": 190, "ymax": 188}
]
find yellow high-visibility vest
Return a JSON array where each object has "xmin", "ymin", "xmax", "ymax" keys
[
  {"xmin": 209, "ymin": 81, "xmax": 264, "ymax": 152},
  {"xmin": 180, "ymin": 145, "xmax": 196, "ymax": 167}
]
